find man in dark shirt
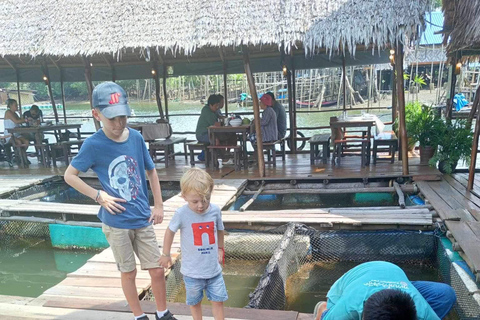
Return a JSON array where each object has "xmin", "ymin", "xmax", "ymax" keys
[
  {"xmin": 23, "ymin": 105, "xmax": 43, "ymax": 126},
  {"xmin": 266, "ymin": 92, "xmax": 286, "ymax": 139}
]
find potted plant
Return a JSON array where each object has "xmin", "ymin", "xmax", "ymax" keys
[
  {"xmin": 429, "ymin": 119, "xmax": 473, "ymax": 174},
  {"xmin": 407, "ymin": 105, "xmax": 443, "ymax": 165},
  {"xmin": 394, "ymin": 102, "xmax": 421, "ymax": 151}
]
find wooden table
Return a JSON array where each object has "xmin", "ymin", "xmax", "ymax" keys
[
  {"xmin": 208, "ymin": 125, "xmax": 250, "ymax": 169},
  {"xmin": 128, "ymin": 122, "xmax": 170, "ymax": 141},
  {"xmin": 9, "ymin": 123, "xmax": 82, "ymax": 167},
  {"xmin": 330, "ymin": 117, "xmax": 376, "ymax": 165}
]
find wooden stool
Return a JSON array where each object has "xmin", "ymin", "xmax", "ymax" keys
[
  {"xmin": 187, "ymin": 142, "xmax": 209, "ymax": 167},
  {"xmin": 207, "ymin": 145, "xmax": 241, "ymax": 171},
  {"xmin": 373, "ymin": 131, "xmax": 398, "ymax": 164},
  {"xmin": 308, "ymin": 134, "xmax": 331, "ymax": 164},
  {"xmin": 51, "ymin": 140, "xmax": 84, "ymax": 167},
  {"xmin": 149, "ymin": 137, "xmax": 187, "ymax": 167}
]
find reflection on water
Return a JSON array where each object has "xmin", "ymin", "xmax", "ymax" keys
[{"xmin": 0, "ymin": 237, "xmax": 96, "ymax": 297}]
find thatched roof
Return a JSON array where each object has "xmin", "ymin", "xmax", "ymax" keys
[
  {"xmin": 305, "ymin": 0, "xmax": 430, "ymax": 55},
  {"xmin": 443, "ymin": 0, "xmax": 480, "ymax": 57},
  {"xmin": 0, "ymin": 0, "xmax": 428, "ymax": 81}
]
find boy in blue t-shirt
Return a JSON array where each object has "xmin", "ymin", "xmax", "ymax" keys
[
  {"xmin": 64, "ymin": 82, "xmax": 176, "ymax": 320},
  {"xmin": 160, "ymin": 168, "xmax": 228, "ymax": 320}
]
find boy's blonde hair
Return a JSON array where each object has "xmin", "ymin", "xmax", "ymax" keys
[{"xmin": 180, "ymin": 168, "xmax": 214, "ymax": 199}]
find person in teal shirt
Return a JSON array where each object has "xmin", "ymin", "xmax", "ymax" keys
[{"xmin": 314, "ymin": 261, "xmax": 456, "ymax": 320}]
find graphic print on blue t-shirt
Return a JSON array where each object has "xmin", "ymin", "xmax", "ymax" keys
[{"xmin": 108, "ymin": 155, "xmax": 141, "ymax": 201}]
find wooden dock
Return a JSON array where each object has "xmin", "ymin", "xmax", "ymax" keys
[{"xmin": 417, "ymin": 173, "xmax": 480, "ymax": 282}]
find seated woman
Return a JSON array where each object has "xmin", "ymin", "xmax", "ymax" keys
[
  {"xmin": 4, "ymin": 99, "xmax": 30, "ymax": 163},
  {"xmin": 23, "ymin": 105, "xmax": 44, "ymax": 126},
  {"xmin": 250, "ymin": 94, "xmax": 278, "ymax": 144}
]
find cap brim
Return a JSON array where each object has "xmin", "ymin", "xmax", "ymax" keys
[{"xmin": 99, "ymin": 104, "xmax": 131, "ymax": 119}]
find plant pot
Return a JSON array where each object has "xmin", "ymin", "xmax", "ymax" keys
[
  {"xmin": 419, "ymin": 145, "xmax": 436, "ymax": 165},
  {"xmin": 438, "ymin": 160, "xmax": 458, "ymax": 174}
]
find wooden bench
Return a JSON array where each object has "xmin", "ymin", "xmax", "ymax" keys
[
  {"xmin": 308, "ymin": 134, "xmax": 330, "ymax": 164},
  {"xmin": 207, "ymin": 145, "xmax": 241, "ymax": 171},
  {"xmin": 149, "ymin": 137, "xmax": 187, "ymax": 167},
  {"xmin": 260, "ymin": 138, "xmax": 286, "ymax": 167},
  {"xmin": 51, "ymin": 139, "xmax": 85, "ymax": 167},
  {"xmin": 373, "ymin": 131, "xmax": 398, "ymax": 164},
  {"xmin": 187, "ymin": 142, "xmax": 210, "ymax": 167}
]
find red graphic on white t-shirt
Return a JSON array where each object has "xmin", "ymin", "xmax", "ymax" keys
[{"xmin": 192, "ymin": 222, "xmax": 215, "ymax": 246}]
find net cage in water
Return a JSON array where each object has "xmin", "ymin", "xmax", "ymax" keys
[{"xmin": 153, "ymin": 223, "xmax": 480, "ymax": 319}]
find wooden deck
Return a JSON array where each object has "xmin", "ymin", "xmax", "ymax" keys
[{"xmin": 417, "ymin": 173, "xmax": 480, "ymax": 282}]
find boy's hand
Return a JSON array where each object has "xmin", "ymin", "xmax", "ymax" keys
[
  {"xmin": 149, "ymin": 206, "xmax": 164, "ymax": 225},
  {"xmin": 97, "ymin": 190, "xmax": 126, "ymax": 214},
  {"xmin": 218, "ymin": 247, "xmax": 224, "ymax": 265},
  {"xmin": 159, "ymin": 255, "xmax": 172, "ymax": 269}
]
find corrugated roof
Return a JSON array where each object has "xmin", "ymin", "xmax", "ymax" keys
[{"xmin": 420, "ymin": 11, "xmax": 444, "ymax": 45}]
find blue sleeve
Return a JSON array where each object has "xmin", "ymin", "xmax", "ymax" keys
[
  {"xmin": 70, "ymin": 138, "xmax": 95, "ymax": 172},
  {"xmin": 168, "ymin": 209, "xmax": 182, "ymax": 233}
]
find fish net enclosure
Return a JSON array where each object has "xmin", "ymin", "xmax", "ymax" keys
[
  {"xmin": 0, "ymin": 220, "xmax": 50, "ymax": 240},
  {"xmin": 147, "ymin": 223, "xmax": 471, "ymax": 315}
]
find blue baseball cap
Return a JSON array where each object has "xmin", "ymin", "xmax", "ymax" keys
[{"xmin": 92, "ymin": 82, "xmax": 131, "ymax": 119}]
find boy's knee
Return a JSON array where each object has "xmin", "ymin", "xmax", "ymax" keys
[
  {"xmin": 121, "ymin": 268, "xmax": 137, "ymax": 280},
  {"xmin": 149, "ymin": 267, "xmax": 165, "ymax": 278}
]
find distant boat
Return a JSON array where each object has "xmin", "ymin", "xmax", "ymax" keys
[{"xmin": 295, "ymin": 100, "xmax": 337, "ymax": 108}]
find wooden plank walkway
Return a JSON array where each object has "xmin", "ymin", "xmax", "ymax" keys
[
  {"xmin": 32, "ymin": 179, "xmax": 248, "ymax": 317},
  {"xmin": 417, "ymin": 173, "xmax": 480, "ymax": 281}
]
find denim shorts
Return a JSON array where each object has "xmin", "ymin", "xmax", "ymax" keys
[{"xmin": 183, "ymin": 273, "xmax": 228, "ymax": 306}]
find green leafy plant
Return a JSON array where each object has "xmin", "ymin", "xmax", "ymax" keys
[
  {"xmin": 413, "ymin": 75, "xmax": 426, "ymax": 86},
  {"xmin": 407, "ymin": 104, "xmax": 443, "ymax": 148},
  {"xmin": 394, "ymin": 102, "xmax": 422, "ymax": 150},
  {"xmin": 429, "ymin": 119, "xmax": 473, "ymax": 174}
]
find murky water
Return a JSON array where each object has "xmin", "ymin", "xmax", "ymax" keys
[{"xmin": 0, "ymin": 237, "xmax": 96, "ymax": 297}]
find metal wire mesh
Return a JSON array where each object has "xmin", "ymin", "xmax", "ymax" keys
[{"xmin": 0, "ymin": 220, "xmax": 50, "ymax": 239}]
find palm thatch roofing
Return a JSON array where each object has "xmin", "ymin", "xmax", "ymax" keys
[
  {"xmin": 0, "ymin": 0, "xmax": 428, "ymax": 82},
  {"xmin": 443, "ymin": 0, "xmax": 480, "ymax": 57}
]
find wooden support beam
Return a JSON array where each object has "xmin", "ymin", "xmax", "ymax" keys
[
  {"xmin": 291, "ymin": 51, "xmax": 298, "ymax": 153},
  {"xmin": 239, "ymin": 182, "xmax": 265, "ymax": 212},
  {"xmin": 163, "ymin": 64, "xmax": 169, "ymax": 120},
  {"xmin": 223, "ymin": 61, "xmax": 229, "ymax": 116},
  {"xmin": 243, "ymin": 46, "xmax": 265, "ymax": 178},
  {"xmin": 446, "ymin": 57, "xmax": 458, "ymax": 119},
  {"xmin": 151, "ymin": 58, "xmax": 165, "ymax": 119},
  {"xmin": 391, "ymin": 62, "xmax": 397, "ymax": 123},
  {"xmin": 393, "ymin": 182, "xmax": 406, "ymax": 208},
  {"xmin": 102, "ymin": 55, "xmax": 116, "ymax": 82},
  {"xmin": 3, "ymin": 56, "xmax": 16, "ymax": 70},
  {"xmin": 49, "ymin": 57, "xmax": 61, "ymax": 71},
  {"xmin": 395, "ymin": 43, "xmax": 409, "ymax": 175},
  {"xmin": 42, "ymin": 62, "xmax": 59, "ymax": 123},
  {"xmin": 468, "ymin": 93, "xmax": 480, "ymax": 190},
  {"xmin": 83, "ymin": 57, "xmax": 101, "ymax": 130},
  {"xmin": 342, "ymin": 55, "xmax": 347, "ymax": 112},
  {"xmin": 60, "ymin": 68, "xmax": 67, "ymax": 123},
  {"xmin": 16, "ymin": 69, "xmax": 22, "ymax": 114}
]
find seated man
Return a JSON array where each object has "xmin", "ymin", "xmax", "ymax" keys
[
  {"xmin": 314, "ymin": 261, "xmax": 456, "ymax": 320},
  {"xmin": 266, "ymin": 92, "xmax": 286, "ymax": 139},
  {"xmin": 249, "ymin": 94, "xmax": 278, "ymax": 144},
  {"xmin": 23, "ymin": 105, "xmax": 44, "ymax": 127}
]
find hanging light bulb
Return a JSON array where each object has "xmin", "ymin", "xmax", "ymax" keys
[
  {"xmin": 455, "ymin": 62, "xmax": 462, "ymax": 75},
  {"xmin": 282, "ymin": 65, "xmax": 288, "ymax": 76},
  {"xmin": 390, "ymin": 49, "xmax": 395, "ymax": 55}
]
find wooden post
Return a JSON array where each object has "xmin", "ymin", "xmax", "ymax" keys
[
  {"xmin": 468, "ymin": 96, "xmax": 480, "ymax": 190},
  {"xmin": 152, "ymin": 62, "xmax": 165, "ymax": 119},
  {"xmin": 42, "ymin": 62, "xmax": 59, "ymax": 123},
  {"xmin": 395, "ymin": 43, "xmax": 409, "ymax": 175},
  {"xmin": 60, "ymin": 68, "xmax": 67, "ymax": 123},
  {"xmin": 342, "ymin": 56, "xmax": 347, "ymax": 112},
  {"xmin": 446, "ymin": 56, "xmax": 458, "ymax": 119},
  {"xmin": 16, "ymin": 69, "xmax": 22, "ymax": 114},
  {"xmin": 163, "ymin": 65, "xmax": 169, "ymax": 121},
  {"xmin": 392, "ymin": 63, "xmax": 397, "ymax": 123},
  {"xmin": 84, "ymin": 57, "xmax": 101, "ymax": 131},
  {"xmin": 286, "ymin": 66, "xmax": 295, "ymax": 153},
  {"xmin": 223, "ymin": 61, "xmax": 229, "ymax": 115},
  {"xmin": 243, "ymin": 47, "xmax": 265, "ymax": 178},
  {"xmin": 291, "ymin": 52, "xmax": 297, "ymax": 154}
]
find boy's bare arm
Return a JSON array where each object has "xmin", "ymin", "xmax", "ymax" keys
[
  {"xmin": 146, "ymin": 168, "xmax": 164, "ymax": 224},
  {"xmin": 218, "ymin": 230, "xmax": 225, "ymax": 264},
  {"xmin": 159, "ymin": 228, "xmax": 175, "ymax": 268},
  {"xmin": 64, "ymin": 165, "xmax": 126, "ymax": 214}
]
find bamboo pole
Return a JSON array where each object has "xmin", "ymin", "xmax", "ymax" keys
[
  {"xmin": 42, "ymin": 62, "xmax": 59, "ymax": 123},
  {"xmin": 152, "ymin": 62, "xmax": 165, "ymax": 119},
  {"xmin": 223, "ymin": 61, "xmax": 229, "ymax": 115},
  {"xmin": 393, "ymin": 182, "xmax": 406, "ymax": 208},
  {"xmin": 286, "ymin": 63, "xmax": 295, "ymax": 152},
  {"xmin": 446, "ymin": 57, "xmax": 458, "ymax": 119},
  {"xmin": 391, "ymin": 63, "xmax": 397, "ymax": 123},
  {"xmin": 342, "ymin": 56, "xmax": 346, "ymax": 113},
  {"xmin": 15, "ymin": 69, "xmax": 22, "ymax": 114},
  {"xmin": 60, "ymin": 68, "xmax": 67, "ymax": 123},
  {"xmin": 84, "ymin": 57, "xmax": 101, "ymax": 131},
  {"xmin": 240, "ymin": 182, "xmax": 265, "ymax": 211},
  {"xmin": 243, "ymin": 47, "xmax": 265, "ymax": 177},
  {"xmin": 291, "ymin": 53, "xmax": 298, "ymax": 153},
  {"xmin": 468, "ymin": 96, "xmax": 480, "ymax": 190},
  {"xmin": 395, "ymin": 43, "xmax": 409, "ymax": 175},
  {"xmin": 163, "ymin": 65, "xmax": 169, "ymax": 120}
]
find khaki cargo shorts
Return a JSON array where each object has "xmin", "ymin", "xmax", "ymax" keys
[{"xmin": 102, "ymin": 224, "xmax": 162, "ymax": 273}]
